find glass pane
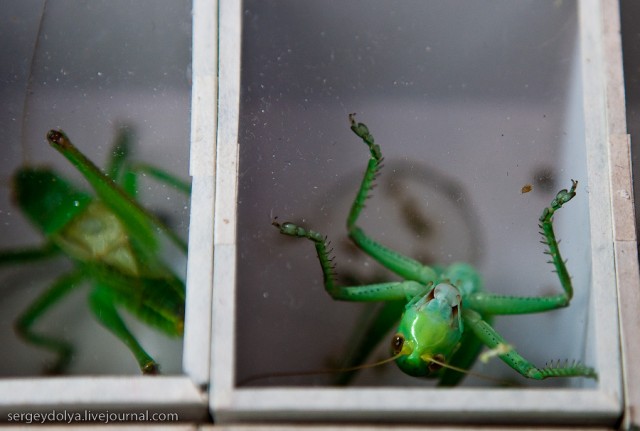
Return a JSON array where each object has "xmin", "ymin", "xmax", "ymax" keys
[
  {"xmin": 0, "ymin": 0, "xmax": 192, "ymax": 376},
  {"xmin": 236, "ymin": 0, "xmax": 592, "ymax": 388}
]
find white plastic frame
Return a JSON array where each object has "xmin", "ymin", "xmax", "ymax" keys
[{"xmin": 0, "ymin": 0, "xmax": 213, "ymax": 421}]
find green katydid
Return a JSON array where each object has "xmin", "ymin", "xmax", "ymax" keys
[
  {"xmin": 272, "ymin": 114, "xmax": 597, "ymax": 385},
  {"xmin": 2, "ymin": 128, "xmax": 190, "ymax": 374}
]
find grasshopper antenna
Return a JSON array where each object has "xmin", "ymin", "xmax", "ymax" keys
[
  {"xmin": 237, "ymin": 351, "xmax": 513, "ymax": 387},
  {"xmin": 19, "ymin": 0, "xmax": 49, "ymax": 165},
  {"xmin": 237, "ymin": 352, "xmax": 404, "ymax": 386}
]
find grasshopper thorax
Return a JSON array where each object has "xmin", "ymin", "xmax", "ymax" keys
[
  {"xmin": 392, "ymin": 283, "xmax": 463, "ymax": 377},
  {"xmin": 13, "ymin": 167, "xmax": 92, "ymax": 236}
]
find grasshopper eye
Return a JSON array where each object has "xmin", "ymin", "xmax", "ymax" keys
[{"xmin": 391, "ymin": 334, "xmax": 405, "ymax": 355}]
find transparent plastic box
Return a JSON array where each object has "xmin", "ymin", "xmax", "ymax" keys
[{"xmin": 210, "ymin": 0, "xmax": 637, "ymax": 427}]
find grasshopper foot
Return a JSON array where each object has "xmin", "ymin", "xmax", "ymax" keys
[
  {"xmin": 539, "ymin": 180, "xmax": 578, "ymax": 222},
  {"xmin": 551, "ymin": 179, "xmax": 578, "ymax": 208},
  {"xmin": 142, "ymin": 360, "xmax": 160, "ymax": 375},
  {"xmin": 272, "ymin": 219, "xmax": 306, "ymax": 237}
]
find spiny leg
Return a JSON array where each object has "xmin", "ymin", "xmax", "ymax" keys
[
  {"xmin": 539, "ymin": 179, "xmax": 577, "ymax": 300},
  {"xmin": 463, "ymin": 309, "xmax": 596, "ymax": 379},
  {"xmin": 89, "ymin": 284, "xmax": 159, "ymax": 374},
  {"xmin": 273, "ymin": 220, "xmax": 425, "ymax": 302},
  {"xmin": 15, "ymin": 270, "xmax": 85, "ymax": 374},
  {"xmin": 346, "ymin": 113, "xmax": 382, "ymax": 233},
  {"xmin": 272, "ymin": 218, "xmax": 418, "ymax": 384},
  {"xmin": 346, "ymin": 114, "xmax": 437, "ymax": 284},
  {"xmin": 464, "ymin": 181, "xmax": 578, "ymax": 315}
]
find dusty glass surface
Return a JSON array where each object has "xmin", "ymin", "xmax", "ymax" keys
[
  {"xmin": 236, "ymin": 0, "xmax": 592, "ymax": 388},
  {"xmin": 621, "ymin": 0, "xmax": 640, "ymax": 237},
  {"xmin": 0, "ymin": 0, "xmax": 191, "ymax": 376}
]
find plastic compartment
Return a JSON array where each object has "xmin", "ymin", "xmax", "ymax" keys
[
  {"xmin": 211, "ymin": 0, "xmax": 624, "ymax": 425},
  {"xmin": 0, "ymin": 0, "xmax": 207, "ymax": 421}
]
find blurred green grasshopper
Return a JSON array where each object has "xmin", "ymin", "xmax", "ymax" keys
[{"xmin": 1, "ymin": 129, "xmax": 190, "ymax": 374}]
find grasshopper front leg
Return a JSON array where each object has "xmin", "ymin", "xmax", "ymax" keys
[
  {"xmin": 273, "ymin": 220, "xmax": 425, "ymax": 302},
  {"xmin": 273, "ymin": 114, "xmax": 438, "ymax": 299},
  {"xmin": 106, "ymin": 126, "xmax": 192, "ymax": 197},
  {"xmin": 462, "ymin": 181, "xmax": 597, "ymax": 380},
  {"xmin": 346, "ymin": 114, "xmax": 437, "ymax": 285},
  {"xmin": 464, "ymin": 181, "xmax": 578, "ymax": 315}
]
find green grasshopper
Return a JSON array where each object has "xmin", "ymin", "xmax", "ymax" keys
[
  {"xmin": 273, "ymin": 114, "xmax": 597, "ymax": 385},
  {"xmin": 1, "ymin": 129, "xmax": 190, "ymax": 374}
]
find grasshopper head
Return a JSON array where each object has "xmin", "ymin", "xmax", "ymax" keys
[
  {"xmin": 392, "ymin": 283, "xmax": 463, "ymax": 377},
  {"xmin": 13, "ymin": 167, "xmax": 92, "ymax": 235}
]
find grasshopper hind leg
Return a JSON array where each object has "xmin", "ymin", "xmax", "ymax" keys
[
  {"xmin": 89, "ymin": 284, "xmax": 159, "ymax": 374},
  {"xmin": 14, "ymin": 270, "xmax": 85, "ymax": 374}
]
